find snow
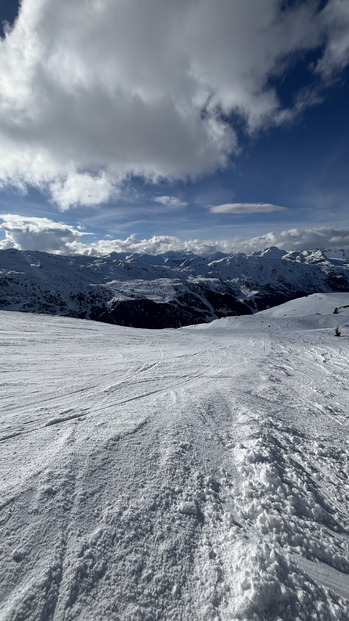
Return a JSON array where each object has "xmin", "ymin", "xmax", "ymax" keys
[
  {"xmin": 1, "ymin": 293, "xmax": 349, "ymax": 620},
  {"xmin": 106, "ymin": 278, "xmax": 182, "ymax": 303},
  {"xmin": 260, "ymin": 292, "xmax": 349, "ymax": 318},
  {"xmin": 1, "ymin": 246, "xmax": 349, "ymax": 326}
]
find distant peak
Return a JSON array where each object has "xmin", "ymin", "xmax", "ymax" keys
[{"xmin": 259, "ymin": 247, "xmax": 286, "ymax": 258}]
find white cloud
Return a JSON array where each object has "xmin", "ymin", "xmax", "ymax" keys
[
  {"xmin": 0, "ymin": 0, "xmax": 348, "ymax": 208},
  {"xmin": 316, "ymin": 0, "xmax": 349, "ymax": 79},
  {"xmin": 210, "ymin": 202, "xmax": 287, "ymax": 214},
  {"xmin": 246, "ymin": 226, "xmax": 349, "ymax": 253},
  {"xmin": 2, "ymin": 215, "xmax": 349, "ymax": 256},
  {"xmin": 50, "ymin": 172, "xmax": 119, "ymax": 211},
  {"xmin": 153, "ymin": 196, "xmax": 188, "ymax": 208},
  {"xmin": 90, "ymin": 227, "xmax": 349, "ymax": 255},
  {"xmin": 0, "ymin": 214, "xmax": 82, "ymax": 253}
]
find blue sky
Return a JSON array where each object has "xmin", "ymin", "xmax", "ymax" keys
[{"xmin": 0, "ymin": 0, "xmax": 348, "ymax": 255}]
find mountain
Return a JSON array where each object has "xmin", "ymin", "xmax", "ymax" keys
[
  {"xmin": 0, "ymin": 246, "xmax": 349, "ymax": 327},
  {"xmin": 1, "ymin": 294, "xmax": 348, "ymax": 620}
]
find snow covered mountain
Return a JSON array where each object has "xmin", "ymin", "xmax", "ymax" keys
[
  {"xmin": 1, "ymin": 293, "xmax": 348, "ymax": 620},
  {"xmin": 0, "ymin": 247, "xmax": 349, "ymax": 327}
]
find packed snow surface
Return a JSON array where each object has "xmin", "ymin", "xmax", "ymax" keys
[{"xmin": 1, "ymin": 293, "xmax": 349, "ymax": 620}]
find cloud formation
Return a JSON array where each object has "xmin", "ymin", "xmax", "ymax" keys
[
  {"xmin": 0, "ymin": 214, "xmax": 82, "ymax": 253},
  {"xmin": 1, "ymin": 215, "xmax": 349, "ymax": 256},
  {"xmin": 210, "ymin": 203, "xmax": 287, "ymax": 214},
  {"xmin": 73, "ymin": 227, "xmax": 349, "ymax": 255},
  {"xmin": 153, "ymin": 196, "xmax": 188, "ymax": 208},
  {"xmin": 315, "ymin": 0, "xmax": 349, "ymax": 79},
  {"xmin": 0, "ymin": 0, "xmax": 348, "ymax": 208},
  {"xmin": 247, "ymin": 226, "xmax": 349, "ymax": 253}
]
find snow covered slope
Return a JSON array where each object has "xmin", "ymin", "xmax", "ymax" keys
[
  {"xmin": 1, "ymin": 294, "xmax": 349, "ymax": 620},
  {"xmin": 1, "ymin": 247, "xmax": 349, "ymax": 327}
]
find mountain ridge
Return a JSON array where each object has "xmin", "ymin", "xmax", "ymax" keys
[{"xmin": 1, "ymin": 246, "xmax": 348, "ymax": 328}]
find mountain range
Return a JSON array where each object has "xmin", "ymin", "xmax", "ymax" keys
[{"xmin": 1, "ymin": 246, "xmax": 348, "ymax": 327}]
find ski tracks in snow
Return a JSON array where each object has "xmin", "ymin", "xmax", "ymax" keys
[{"xmin": 0, "ymin": 310, "xmax": 349, "ymax": 620}]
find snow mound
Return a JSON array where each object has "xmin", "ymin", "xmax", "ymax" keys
[{"xmin": 260, "ymin": 292, "xmax": 349, "ymax": 318}]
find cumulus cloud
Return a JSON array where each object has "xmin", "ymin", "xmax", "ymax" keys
[
  {"xmin": 0, "ymin": 214, "xmax": 83, "ymax": 253},
  {"xmin": 210, "ymin": 202, "xmax": 287, "ymax": 214},
  {"xmin": 153, "ymin": 196, "xmax": 188, "ymax": 208},
  {"xmin": 78, "ymin": 227, "xmax": 349, "ymax": 255},
  {"xmin": 2, "ymin": 215, "xmax": 349, "ymax": 256},
  {"xmin": 246, "ymin": 226, "xmax": 349, "ymax": 253},
  {"xmin": 50, "ymin": 172, "xmax": 119, "ymax": 211},
  {"xmin": 0, "ymin": 1, "xmax": 348, "ymax": 208}
]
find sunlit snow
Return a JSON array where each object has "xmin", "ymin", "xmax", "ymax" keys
[{"xmin": 1, "ymin": 293, "xmax": 349, "ymax": 620}]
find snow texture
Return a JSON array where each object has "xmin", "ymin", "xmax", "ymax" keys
[{"xmin": 0, "ymin": 293, "xmax": 349, "ymax": 620}]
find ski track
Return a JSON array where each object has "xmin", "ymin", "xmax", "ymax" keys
[{"xmin": 0, "ymin": 304, "xmax": 349, "ymax": 620}]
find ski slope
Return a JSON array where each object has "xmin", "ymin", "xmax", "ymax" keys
[{"xmin": 0, "ymin": 293, "xmax": 349, "ymax": 620}]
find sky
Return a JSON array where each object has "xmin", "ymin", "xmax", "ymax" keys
[{"xmin": 0, "ymin": 0, "xmax": 348, "ymax": 256}]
